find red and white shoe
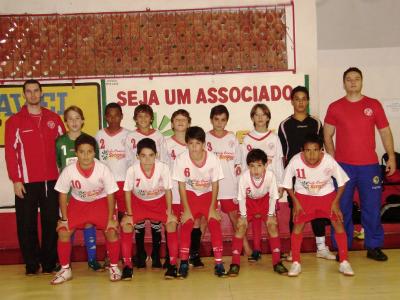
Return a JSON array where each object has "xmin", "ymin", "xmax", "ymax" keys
[
  {"xmin": 109, "ymin": 265, "xmax": 122, "ymax": 281},
  {"xmin": 51, "ymin": 267, "xmax": 72, "ymax": 285}
]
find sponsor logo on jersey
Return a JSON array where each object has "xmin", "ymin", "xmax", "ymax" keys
[{"xmin": 372, "ymin": 175, "xmax": 380, "ymax": 185}]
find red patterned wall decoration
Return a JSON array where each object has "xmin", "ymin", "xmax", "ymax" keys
[{"xmin": 0, "ymin": 4, "xmax": 295, "ymax": 80}]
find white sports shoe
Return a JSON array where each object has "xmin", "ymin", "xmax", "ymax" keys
[
  {"xmin": 51, "ymin": 267, "xmax": 72, "ymax": 285},
  {"xmin": 339, "ymin": 260, "xmax": 354, "ymax": 276},
  {"xmin": 316, "ymin": 246, "xmax": 336, "ymax": 260},
  {"xmin": 109, "ymin": 265, "xmax": 122, "ymax": 281},
  {"xmin": 288, "ymin": 262, "xmax": 301, "ymax": 277}
]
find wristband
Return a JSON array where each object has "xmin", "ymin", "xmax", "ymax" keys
[
  {"xmin": 60, "ymin": 218, "xmax": 68, "ymax": 222},
  {"xmin": 240, "ymin": 214, "xmax": 247, "ymax": 219},
  {"xmin": 267, "ymin": 213, "xmax": 275, "ymax": 217}
]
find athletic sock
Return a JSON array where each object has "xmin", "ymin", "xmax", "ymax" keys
[
  {"xmin": 252, "ymin": 217, "xmax": 262, "ymax": 251},
  {"xmin": 151, "ymin": 222, "xmax": 162, "ymax": 258},
  {"xmin": 83, "ymin": 226, "xmax": 97, "ymax": 262},
  {"xmin": 121, "ymin": 231, "xmax": 133, "ymax": 267},
  {"xmin": 232, "ymin": 236, "xmax": 243, "ymax": 265},
  {"xmin": 269, "ymin": 236, "xmax": 281, "ymax": 265},
  {"xmin": 291, "ymin": 232, "xmax": 303, "ymax": 263},
  {"xmin": 316, "ymin": 236, "xmax": 326, "ymax": 251},
  {"xmin": 208, "ymin": 218, "xmax": 223, "ymax": 264},
  {"xmin": 180, "ymin": 219, "xmax": 194, "ymax": 260},
  {"xmin": 166, "ymin": 231, "xmax": 178, "ymax": 265},
  {"xmin": 335, "ymin": 231, "xmax": 348, "ymax": 262}
]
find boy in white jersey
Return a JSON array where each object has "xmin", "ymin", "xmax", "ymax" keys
[
  {"xmin": 228, "ymin": 149, "xmax": 288, "ymax": 276},
  {"xmin": 241, "ymin": 103, "xmax": 285, "ymax": 261},
  {"xmin": 120, "ymin": 138, "xmax": 179, "ymax": 280},
  {"xmin": 56, "ymin": 106, "xmax": 102, "ymax": 271},
  {"xmin": 95, "ymin": 102, "xmax": 130, "ymax": 221},
  {"xmin": 173, "ymin": 126, "xmax": 226, "ymax": 278},
  {"xmin": 125, "ymin": 104, "xmax": 165, "ymax": 268},
  {"xmin": 206, "ymin": 105, "xmax": 252, "ymax": 257},
  {"xmin": 51, "ymin": 134, "xmax": 121, "ymax": 285},
  {"xmin": 281, "ymin": 134, "xmax": 354, "ymax": 276}
]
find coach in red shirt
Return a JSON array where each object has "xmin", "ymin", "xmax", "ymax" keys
[
  {"xmin": 5, "ymin": 80, "xmax": 66, "ymax": 274},
  {"xmin": 324, "ymin": 67, "xmax": 396, "ymax": 261}
]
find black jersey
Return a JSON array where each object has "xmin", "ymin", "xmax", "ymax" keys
[{"xmin": 278, "ymin": 115, "xmax": 323, "ymax": 165}]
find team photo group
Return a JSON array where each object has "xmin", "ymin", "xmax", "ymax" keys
[{"xmin": 4, "ymin": 67, "xmax": 396, "ymax": 285}]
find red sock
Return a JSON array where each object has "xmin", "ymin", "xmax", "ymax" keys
[
  {"xmin": 252, "ymin": 218, "xmax": 262, "ymax": 251},
  {"xmin": 107, "ymin": 239, "xmax": 120, "ymax": 265},
  {"xmin": 232, "ymin": 237, "xmax": 243, "ymax": 265},
  {"xmin": 335, "ymin": 231, "xmax": 348, "ymax": 262},
  {"xmin": 291, "ymin": 232, "xmax": 303, "ymax": 263},
  {"xmin": 121, "ymin": 231, "xmax": 133, "ymax": 267},
  {"xmin": 58, "ymin": 240, "xmax": 71, "ymax": 267},
  {"xmin": 167, "ymin": 231, "xmax": 178, "ymax": 266},
  {"xmin": 269, "ymin": 236, "xmax": 281, "ymax": 265},
  {"xmin": 208, "ymin": 218, "xmax": 223, "ymax": 264},
  {"xmin": 180, "ymin": 219, "xmax": 194, "ymax": 260}
]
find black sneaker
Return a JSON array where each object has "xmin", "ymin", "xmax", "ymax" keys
[
  {"xmin": 189, "ymin": 254, "xmax": 205, "ymax": 268},
  {"xmin": 214, "ymin": 263, "xmax": 227, "ymax": 277},
  {"xmin": 367, "ymin": 248, "xmax": 388, "ymax": 261},
  {"xmin": 164, "ymin": 265, "xmax": 178, "ymax": 279},
  {"xmin": 25, "ymin": 264, "xmax": 40, "ymax": 276},
  {"xmin": 121, "ymin": 265, "xmax": 133, "ymax": 281},
  {"xmin": 151, "ymin": 253, "xmax": 162, "ymax": 268},
  {"xmin": 162, "ymin": 257, "xmax": 171, "ymax": 269},
  {"xmin": 248, "ymin": 250, "xmax": 262, "ymax": 262},
  {"xmin": 178, "ymin": 261, "xmax": 189, "ymax": 279},
  {"xmin": 134, "ymin": 251, "xmax": 147, "ymax": 268},
  {"xmin": 273, "ymin": 261, "xmax": 289, "ymax": 275},
  {"xmin": 227, "ymin": 264, "xmax": 240, "ymax": 277},
  {"xmin": 88, "ymin": 260, "xmax": 104, "ymax": 272}
]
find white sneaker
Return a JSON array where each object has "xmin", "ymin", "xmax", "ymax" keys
[
  {"xmin": 109, "ymin": 265, "xmax": 122, "ymax": 281},
  {"xmin": 288, "ymin": 262, "xmax": 301, "ymax": 277},
  {"xmin": 51, "ymin": 267, "xmax": 72, "ymax": 285},
  {"xmin": 339, "ymin": 260, "xmax": 354, "ymax": 276},
  {"xmin": 316, "ymin": 246, "xmax": 336, "ymax": 260}
]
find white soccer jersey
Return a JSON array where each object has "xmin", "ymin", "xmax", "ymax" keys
[
  {"xmin": 173, "ymin": 151, "xmax": 224, "ymax": 196},
  {"xmin": 124, "ymin": 160, "xmax": 172, "ymax": 201},
  {"xmin": 55, "ymin": 159, "xmax": 119, "ymax": 202},
  {"xmin": 241, "ymin": 130, "xmax": 284, "ymax": 184},
  {"xmin": 125, "ymin": 129, "xmax": 165, "ymax": 165},
  {"xmin": 237, "ymin": 169, "xmax": 279, "ymax": 216},
  {"xmin": 161, "ymin": 136, "xmax": 187, "ymax": 204},
  {"xmin": 281, "ymin": 152, "xmax": 349, "ymax": 196},
  {"xmin": 95, "ymin": 128, "xmax": 131, "ymax": 181},
  {"xmin": 206, "ymin": 131, "xmax": 242, "ymax": 200}
]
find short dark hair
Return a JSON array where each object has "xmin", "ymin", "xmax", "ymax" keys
[
  {"xmin": 137, "ymin": 138, "xmax": 157, "ymax": 155},
  {"xmin": 171, "ymin": 109, "xmax": 191, "ymax": 124},
  {"xmin": 246, "ymin": 149, "xmax": 268, "ymax": 165},
  {"xmin": 343, "ymin": 67, "xmax": 363, "ymax": 82},
  {"xmin": 105, "ymin": 102, "xmax": 122, "ymax": 115},
  {"xmin": 134, "ymin": 104, "xmax": 154, "ymax": 121},
  {"xmin": 75, "ymin": 133, "xmax": 97, "ymax": 152},
  {"xmin": 185, "ymin": 126, "xmax": 206, "ymax": 143},
  {"xmin": 290, "ymin": 86, "xmax": 309, "ymax": 101},
  {"xmin": 250, "ymin": 104, "xmax": 271, "ymax": 128},
  {"xmin": 302, "ymin": 133, "xmax": 323, "ymax": 150},
  {"xmin": 23, "ymin": 79, "xmax": 42, "ymax": 93},
  {"xmin": 210, "ymin": 105, "xmax": 229, "ymax": 119}
]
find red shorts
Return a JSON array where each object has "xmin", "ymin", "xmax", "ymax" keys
[
  {"xmin": 219, "ymin": 199, "xmax": 239, "ymax": 214},
  {"xmin": 246, "ymin": 194, "xmax": 270, "ymax": 222},
  {"xmin": 185, "ymin": 191, "xmax": 217, "ymax": 219},
  {"xmin": 67, "ymin": 197, "xmax": 109, "ymax": 230},
  {"xmin": 293, "ymin": 192, "xmax": 338, "ymax": 224},
  {"xmin": 115, "ymin": 181, "xmax": 126, "ymax": 213},
  {"xmin": 131, "ymin": 195, "xmax": 167, "ymax": 224},
  {"xmin": 172, "ymin": 204, "xmax": 182, "ymax": 221}
]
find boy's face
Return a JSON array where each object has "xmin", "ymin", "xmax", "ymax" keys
[
  {"xmin": 251, "ymin": 107, "xmax": 269, "ymax": 128},
  {"xmin": 248, "ymin": 160, "xmax": 267, "ymax": 178},
  {"xmin": 137, "ymin": 147, "xmax": 156, "ymax": 167},
  {"xmin": 302, "ymin": 142, "xmax": 323, "ymax": 165},
  {"xmin": 105, "ymin": 108, "xmax": 123, "ymax": 128},
  {"xmin": 172, "ymin": 114, "xmax": 190, "ymax": 133},
  {"xmin": 343, "ymin": 71, "xmax": 363, "ymax": 94},
  {"xmin": 291, "ymin": 91, "xmax": 309, "ymax": 114},
  {"xmin": 211, "ymin": 113, "xmax": 228, "ymax": 131},
  {"xmin": 66, "ymin": 110, "xmax": 83, "ymax": 133},
  {"xmin": 76, "ymin": 143, "xmax": 95, "ymax": 168},
  {"xmin": 187, "ymin": 138, "xmax": 204, "ymax": 156},
  {"xmin": 135, "ymin": 111, "xmax": 152, "ymax": 130}
]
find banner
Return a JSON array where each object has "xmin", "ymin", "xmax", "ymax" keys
[{"xmin": 104, "ymin": 73, "xmax": 306, "ymax": 136}]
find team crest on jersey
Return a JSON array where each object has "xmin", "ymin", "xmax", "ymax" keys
[
  {"xmin": 364, "ymin": 108, "xmax": 373, "ymax": 117},
  {"xmin": 372, "ymin": 176, "xmax": 380, "ymax": 185},
  {"xmin": 47, "ymin": 120, "xmax": 55, "ymax": 129},
  {"xmin": 101, "ymin": 150, "xmax": 109, "ymax": 160}
]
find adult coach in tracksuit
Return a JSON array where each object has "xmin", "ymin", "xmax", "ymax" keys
[
  {"xmin": 5, "ymin": 79, "xmax": 66, "ymax": 274},
  {"xmin": 324, "ymin": 67, "xmax": 396, "ymax": 261}
]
